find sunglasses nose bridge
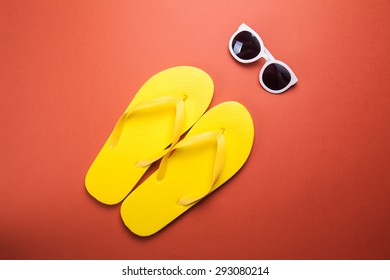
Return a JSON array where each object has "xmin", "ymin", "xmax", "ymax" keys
[{"xmin": 262, "ymin": 46, "xmax": 275, "ymax": 61}]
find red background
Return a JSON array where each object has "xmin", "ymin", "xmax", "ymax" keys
[{"xmin": 1, "ymin": 0, "xmax": 389, "ymax": 259}]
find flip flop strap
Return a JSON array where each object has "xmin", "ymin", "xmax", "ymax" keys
[
  {"xmin": 137, "ymin": 129, "xmax": 226, "ymax": 206},
  {"xmin": 108, "ymin": 95, "xmax": 185, "ymax": 149}
]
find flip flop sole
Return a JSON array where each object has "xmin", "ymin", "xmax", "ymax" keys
[
  {"xmin": 85, "ymin": 66, "xmax": 214, "ymax": 205},
  {"xmin": 121, "ymin": 101, "xmax": 254, "ymax": 236}
]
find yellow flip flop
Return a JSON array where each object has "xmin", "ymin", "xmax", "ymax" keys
[
  {"xmin": 85, "ymin": 66, "xmax": 214, "ymax": 205},
  {"xmin": 120, "ymin": 101, "xmax": 254, "ymax": 236}
]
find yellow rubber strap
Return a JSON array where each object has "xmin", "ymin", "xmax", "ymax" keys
[
  {"xmin": 137, "ymin": 129, "xmax": 226, "ymax": 205},
  {"xmin": 108, "ymin": 95, "xmax": 185, "ymax": 149},
  {"xmin": 178, "ymin": 130, "xmax": 226, "ymax": 206}
]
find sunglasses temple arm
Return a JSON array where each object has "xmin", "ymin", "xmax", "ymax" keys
[{"xmin": 263, "ymin": 47, "xmax": 275, "ymax": 61}]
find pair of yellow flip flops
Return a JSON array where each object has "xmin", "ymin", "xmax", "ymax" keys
[{"xmin": 85, "ymin": 66, "xmax": 254, "ymax": 236}]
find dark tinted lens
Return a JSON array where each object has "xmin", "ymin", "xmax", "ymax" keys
[
  {"xmin": 232, "ymin": 31, "xmax": 261, "ymax": 60},
  {"xmin": 262, "ymin": 63, "xmax": 291, "ymax": 91}
]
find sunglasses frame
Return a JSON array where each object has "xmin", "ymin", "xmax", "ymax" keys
[{"xmin": 229, "ymin": 23, "xmax": 298, "ymax": 94}]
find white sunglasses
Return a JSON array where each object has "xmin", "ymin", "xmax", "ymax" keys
[{"xmin": 229, "ymin": 23, "xmax": 298, "ymax": 94}]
